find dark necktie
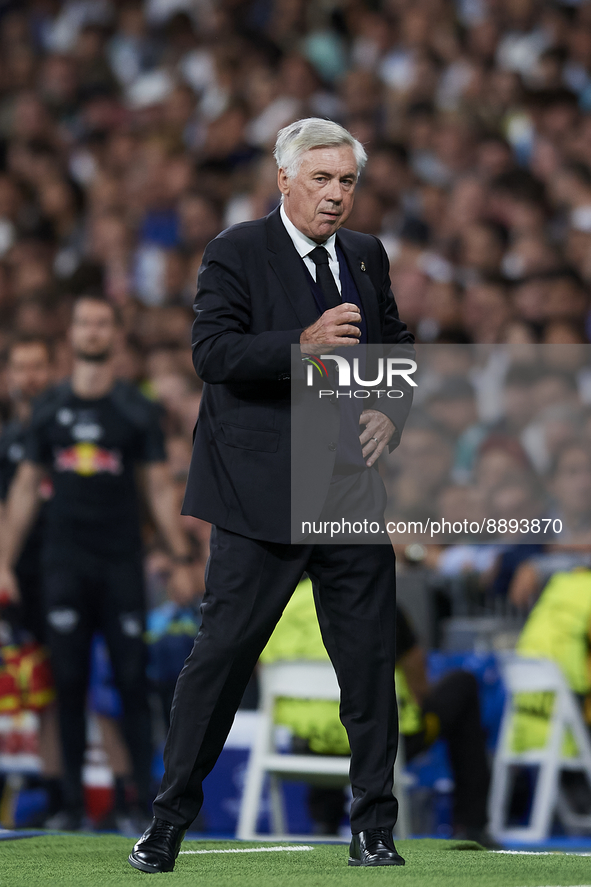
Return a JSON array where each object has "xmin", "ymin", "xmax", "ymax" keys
[{"xmin": 308, "ymin": 246, "xmax": 341, "ymax": 309}]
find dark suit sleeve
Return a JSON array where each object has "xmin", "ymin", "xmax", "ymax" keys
[
  {"xmin": 375, "ymin": 238, "xmax": 415, "ymax": 348},
  {"xmin": 192, "ymin": 236, "xmax": 303, "ymax": 383},
  {"xmin": 370, "ymin": 236, "xmax": 415, "ymax": 450}
]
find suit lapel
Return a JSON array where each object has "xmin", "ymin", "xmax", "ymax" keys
[
  {"xmin": 266, "ymin": 208, "xmax": 320, "ymax": 328},
  {"xmin": 265, "ymin": 209, "xmax": 382, "ymax": 338},
  {"xmin": 336, "ymin": 229, "xmax": 381, "ymax": 342}
]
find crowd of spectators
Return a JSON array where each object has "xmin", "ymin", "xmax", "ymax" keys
[
  {"xmin": 0, "ymin": 1, "xmax": 587, "ymax": 574},
  {"xmin": 386, "ymin": 343, "xmax": 591, "ymax": 544}
]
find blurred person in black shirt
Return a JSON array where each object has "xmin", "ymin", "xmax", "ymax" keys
[
  {"xmin": 0, "ymin": 296, "xmax": 196, "ymax": 831},
  {"xmin": 0, "ymin": 336, "xmax": 54, "ymax": 638},
  {"xmin": 395, "ymin": 607, "xmax": 493, "ymax": 846},
  {"xmin": 0, "ymin": 335, "xmax": 63, "ymax": 820}
]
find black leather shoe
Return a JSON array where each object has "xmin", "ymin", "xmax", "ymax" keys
[
  {"xmin": 128, "ymin": 818, "xmax": 186, "ymax": 873},
  {"xmin": 348, "ymin": 828, "xmax": 405, "ymax": 866}
]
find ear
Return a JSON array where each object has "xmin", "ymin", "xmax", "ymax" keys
[{"xmin": 277, "ymin": 168, "xmax": 290, "ymax": 197}]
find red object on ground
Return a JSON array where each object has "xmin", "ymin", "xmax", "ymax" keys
[{"xmin": 84, "ymin": 786, "xmax": 114, "ymax": 822}]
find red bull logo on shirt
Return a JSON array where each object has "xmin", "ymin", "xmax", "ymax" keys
[{"xmin": 54, "ymin": 443, "xmax": 123, "ymax": 476}]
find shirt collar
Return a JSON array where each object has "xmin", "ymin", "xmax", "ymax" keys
[{"xmin": 280, "ymin": 204, "xmax": 338, "ymax": 264}]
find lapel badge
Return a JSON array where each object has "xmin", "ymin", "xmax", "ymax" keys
[{"xmin": 360, "ymin": 261, "xmax": 366, "ymax": 271}]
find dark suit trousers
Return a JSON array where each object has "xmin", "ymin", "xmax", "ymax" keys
[{"xmin": 152, "ymin": 525, "xmax": 399, "ymax": 834}]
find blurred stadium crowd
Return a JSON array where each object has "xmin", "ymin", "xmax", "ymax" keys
[
  {"xmin": 0, "ymin": 0, "xmax": 588, "ymax": 548},
  {"xmin": 0, "ymin": 0, "xmax": 588, "ymax": 515},
  {"xmin": 0, "ymin": 0, "xmax": 590, "ymax": 836},
  {"xmin": 385, "ymin": 344, "xmax": 591, "ymax": 545}
]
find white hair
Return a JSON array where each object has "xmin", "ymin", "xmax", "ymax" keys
[{"xmin": 273, "ymin": 118, "xmax": 367, "ymax": 179}]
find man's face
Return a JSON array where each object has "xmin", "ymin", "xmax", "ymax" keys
[
  {"xmin": 70, "ymin": 299, "xmax": 117, "ymax": 362},
  {"xmin": 278, "ymin": 145, "xmax": 358, "ymax": 243},
  {"xmin": 7, "ymin": 343, "xmax": 51, "ymax": 403}
]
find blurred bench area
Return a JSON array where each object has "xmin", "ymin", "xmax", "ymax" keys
[{"xmin": 5, "ymin": 542, "xmax": 590, "ymax": 846}]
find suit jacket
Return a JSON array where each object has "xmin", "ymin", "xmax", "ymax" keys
[{"xmin": 182, "ymin": 206, "xmax": 415, "ymax": 543}]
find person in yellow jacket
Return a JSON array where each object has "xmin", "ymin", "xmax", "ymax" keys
[
  {"xmin": 505, "ymin": 565, "xmax": 591, "ymax": 817},
  {"xmin": 509, "ymin": 567, "xmax": 591, "ymax": 755},
  {"xmin": 261, "ymin": 578, "xmax": 491, "ymax": 841}
]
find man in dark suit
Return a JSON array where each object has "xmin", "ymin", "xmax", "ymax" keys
[{"xmin": 129, "ymin": 118, "xmax": 415, "ymax": 873}]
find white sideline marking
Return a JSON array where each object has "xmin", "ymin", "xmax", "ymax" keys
[
  {"xmin": 493, "ymin": 850, "xmax": 591, "ymax": 857},
  {"xmin": 179, "ymin": 845, "xmax": 315, "ymax": 855}
]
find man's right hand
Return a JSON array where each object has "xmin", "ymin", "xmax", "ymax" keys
[
  {"xmin": 0, "ymin": 566, "xmax": 20, "ymax": 606},
  {"xmin": 300, "ymin": 303, "xmax": 361, "ymax": 353}
]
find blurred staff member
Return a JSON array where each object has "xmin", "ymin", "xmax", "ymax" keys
[
  {"xmin": 395, "ymin": 608, "xmax": 493, "ymax": 845},
  {"xmin": 261, "ymin": 580, "xmax": 493, "ymax": 844},
  {"xmin": 0, "ymin": 335, "xmax": 62, "ymax": 820},
  {"xmin": 508, "ymin": 564, "xmax": 591, "ymax": 816},
  {"xmin": 509, "ymin": 545, "xmax": 591, "ymax": 611},
  {"xmin": 0, "ymin": 295, "xmax": 196, "ymax": 831}
]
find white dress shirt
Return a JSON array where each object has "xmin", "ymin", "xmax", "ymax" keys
[{"xmin": 280, "ymin": 204, "xmax": 342, "ymax": 294}]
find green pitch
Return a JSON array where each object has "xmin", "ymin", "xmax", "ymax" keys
[{"xmin": 1, "ymin": 836, "xmax": 591, "ymax": 887}]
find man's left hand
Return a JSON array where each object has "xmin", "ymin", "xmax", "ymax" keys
[{"xmin": 359, "ymin": 410, "xmax": 396, "ymax": 467}]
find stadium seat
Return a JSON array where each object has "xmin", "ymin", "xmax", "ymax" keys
[
  {"xmin": 489, "ymin": 656, "xmax": 591, "ymax": 842},
  {"xmin": 236, "ymin": 660, "xmax": 410, "ymax": 841}
]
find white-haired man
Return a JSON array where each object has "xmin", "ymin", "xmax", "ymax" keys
[{"xmin": 129, "ymin": 118, "xmax": 415, "ymax": 872}]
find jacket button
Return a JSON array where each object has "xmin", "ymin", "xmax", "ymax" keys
[{"xmin": 328, "ymin": 442, "xmax": 337, "ymax": 451}]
